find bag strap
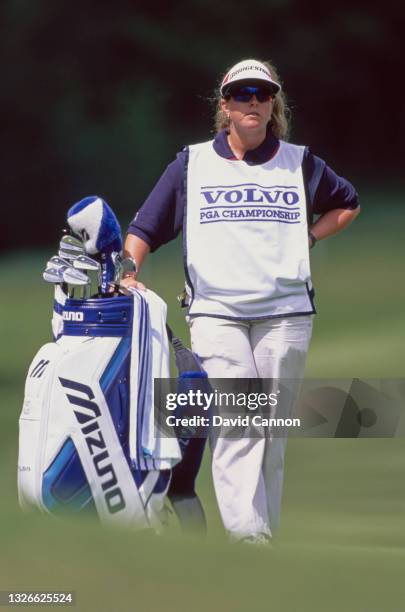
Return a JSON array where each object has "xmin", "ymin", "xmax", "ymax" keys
[{"xmin": 166, "ymin": 324, "xmax": 206, "ymax": 375}]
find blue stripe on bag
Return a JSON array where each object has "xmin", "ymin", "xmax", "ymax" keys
[{"xmin": 42, "ymin": 438, "xmax": 94, "ymax": 512}]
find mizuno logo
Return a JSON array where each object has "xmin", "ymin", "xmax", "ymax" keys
[
  {"xmin": 63, "ymin": 311, "xmax": 84, "ymax": 321},
  {"xmin": 59, "ymin": 377, "xmax": 126, "ymax": 514}
]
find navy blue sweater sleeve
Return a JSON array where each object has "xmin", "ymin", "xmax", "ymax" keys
[
  {"xmin": 127, "ymin": 149, "xmax": 187, "ymax": 252},
  {"xmin": 303, "ymin": 149, "xmax": 359, "ymax": 215}
]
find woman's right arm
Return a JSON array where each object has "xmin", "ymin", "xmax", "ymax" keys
[{"xmin": 121, "ymin": 234, "xmax": 151, "ymax": 290}]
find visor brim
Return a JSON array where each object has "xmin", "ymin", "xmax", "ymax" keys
[{"xmin": 221, "ymin": 78, "xmax": 281, "ymax": 97}]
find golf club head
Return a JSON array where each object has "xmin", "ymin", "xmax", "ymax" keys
[
  {"xmin": 60, "ymin": 234, "xmax": 84, "ymax": 252},
  {"xmin": 43, "ymin": 267, "xmax": 65, "ymax": 283},
  {"xmin": 111, "ymin": 252, "xmax": 122, "ymax": 265},
  {"xmin": 58, "ymin": 235, "xmax": 85, "ymax": 261},
  {"xmin": 112, "ymin": 252, "xmax": 123, "ymax": 285},
  {"xmin": 58, "ymin": 247, "xmax": 84, "ymax": 261},
  {"xmin": 47, "ymin": 255, "xmax": 71, "ymax": 270},
  {"xmin": 63, "ymin": 267, "xmax": 89, "ymax": 286},
  {"xmin": 121, "ymin": 256, "xmax": 137, "ymax": 277},
  {"xmin": 72, "ymin": 255, "xmax": 100, "ymax": 271}
]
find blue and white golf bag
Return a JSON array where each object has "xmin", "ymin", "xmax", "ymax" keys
[
  {"xmin": 18, "ymin": 195, "xmax": 207, "ymax": 532},
  {"xmin": 18, "ymin": 289, "xmax": 207, "ymax": 531}
]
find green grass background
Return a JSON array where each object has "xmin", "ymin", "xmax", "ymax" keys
[{"xmin": 1, "ymin": 196, "xmax": 405, "ymax": 611}]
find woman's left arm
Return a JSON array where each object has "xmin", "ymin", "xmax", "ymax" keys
[
  {"xmin": 309, "ymin": 205, "xmax": 360, "ymax": 247},
  {"xmin": 303, "ymin": 150, "xmax": 360, "ymax": 248}
]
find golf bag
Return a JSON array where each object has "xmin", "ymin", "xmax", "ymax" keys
[{"xmin": 18, "ymin": 290, "xmax": 207, "ymax": 531}]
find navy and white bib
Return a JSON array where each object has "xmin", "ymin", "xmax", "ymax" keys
[{"xmin": 184, "ymin": 139, "xmax": 315, "ymax": 320}]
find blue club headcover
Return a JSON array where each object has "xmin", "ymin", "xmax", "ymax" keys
[{"xmin": 67, "ymin": 196, "xmax": 123, "ymax": 255}]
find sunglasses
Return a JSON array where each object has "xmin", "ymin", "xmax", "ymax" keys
[{"xmin": 225, "ymin": 85, "xmax": 274, "ymax": 103}]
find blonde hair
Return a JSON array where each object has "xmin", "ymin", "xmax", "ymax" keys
[{"xmin": 214, "ymin": 59, "xmax": 290, "ymax": 140}]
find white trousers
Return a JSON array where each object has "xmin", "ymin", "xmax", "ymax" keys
[{"xmin": 189, "ymin": 315, "xmax": 313, "ymax": 539}]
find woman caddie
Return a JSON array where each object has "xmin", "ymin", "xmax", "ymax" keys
[{"xmin": 122, "ymin": 59, "xmax": 360, "ymax": 544}]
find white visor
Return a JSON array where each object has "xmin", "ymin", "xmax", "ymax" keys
[{"xmin": 221, "ymin": 59, "xmax": 281, "ymax": 96}]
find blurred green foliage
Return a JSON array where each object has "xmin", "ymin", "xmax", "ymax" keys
[{"xmin": 1, "ymin": 0, "xmax": 403, "ymax": 250}]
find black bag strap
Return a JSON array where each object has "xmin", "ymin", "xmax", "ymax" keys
[{"xmin": 166, "ymin": 324, "xmax": 204, "ymax": 374}]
